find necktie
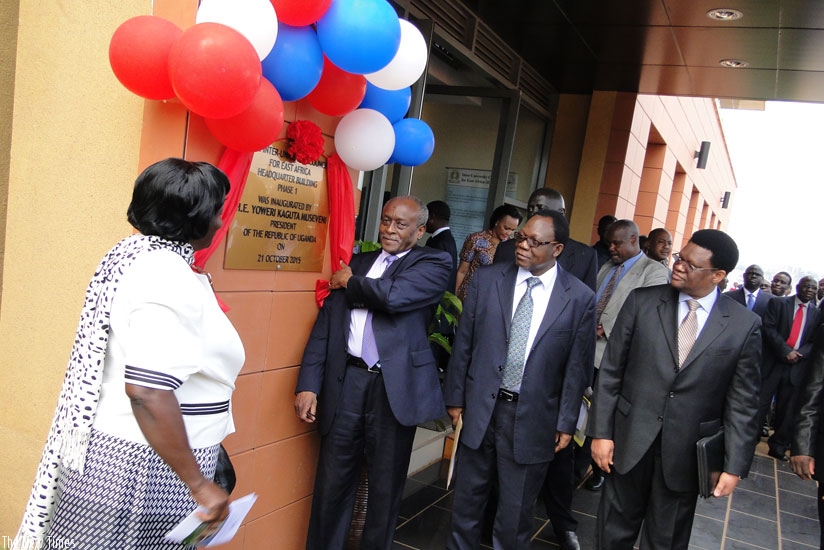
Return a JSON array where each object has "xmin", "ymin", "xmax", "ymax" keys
[
  {"xmin": 746, "ymin": 293, "xmax": 755, "ymax": 310},
  {"xmin": 596, "ymin": 264, "xmax": 623, "ymax": 324},
  {"xmin": 786, "ymin": 303, "xmax": 805, "ymax": 349},
  {"xmin": 361, "ymin": 255, "xmax": 397, "ymax": 367},
  {"xmin": 678, "ymin": 299, "xmax": 701, "ymax": 368},
  {"xmin": 501, "ymin": 277, "xmax": 541, "ymax": 391}
]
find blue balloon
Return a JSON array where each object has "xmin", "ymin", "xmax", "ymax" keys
[
  {"xmin": 261, "ymin": 24, "xmax": 323, "ymax": 101},
  {"xmin": 391, "ymin": 118, "xmax": 435, "ymax": 166},
  {"xmin": 359, "ymin": 83, "xmax": 411, "ymax": 124},
  {"xmin": 316, "ymin": 0, "xmax": 401, "ymax": 75}
]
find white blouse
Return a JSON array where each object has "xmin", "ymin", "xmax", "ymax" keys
[{"xmin": 93, "ymin": 248, "xmax": 245, "ymax": 449}]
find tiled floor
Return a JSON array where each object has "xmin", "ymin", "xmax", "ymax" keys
[{"xmin": 392, "ymin": 441, "xmax": 820, "ymax": 549}]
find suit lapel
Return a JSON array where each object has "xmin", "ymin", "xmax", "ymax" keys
[
  {"xmin": 532, "ymin": 267, "xmax": 572, "ymax": 345},
  {"xmin": 681, "ymin": 293, "xmax": 729, "ymax": 370},
  {"xmin": 658, "ymin": 289, "xmax": 680, "ymax": 367},
  {"xmin": 497, "ymin": 265, "xmax": 519, "ymax": 336},
  {"xmin": 352, "ymin": 250, "xmax": 381, "ymax": 276}
]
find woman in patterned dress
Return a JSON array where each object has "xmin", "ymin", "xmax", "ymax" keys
[
  {"xmin": 455, "ymin": 204, "xmax": 522, "ymax": 302},
  {"xmin": 13, "ymin": 158, "xmax": 245, "ymax": 550}
]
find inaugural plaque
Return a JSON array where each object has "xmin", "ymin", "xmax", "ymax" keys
[{"xmin": 224, "ymin": 145, "xmax": 328, "ymax": 271}]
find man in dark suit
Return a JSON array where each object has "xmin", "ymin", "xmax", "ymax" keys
[
  {"xmin": 588, "ymin": 229, "xmax": 762, "ymax": 549},
  {"xmin": 760, "ymin": 275, "xmax": 822, "ymax": 461},
  {"xmin": 593, "ymin": 215, "xmax": 617, "ymax": 268},
  {"xmin": 294, "ymin": 196, "xmax": 452, "ymax": 550},
  {"xmin": 789, "ymin": 324, "xmax": 824, "ymax": 550},
  {"xmin": 425, "ymin": 200, "xmax": 458, "ymax": 290},
  {"xmin": 445, "ymin": 210, "xmax": 596, "ymax": 549},
  {"xmin": 493, "ymin": 188, "xmax": 598, "ymax": 549},
  {"xmin": 494, "ymin": 187, "xmax": 598, "ymax": 291},
  {"xmin": 724, "ymin": 264, "xmax": 772, "ymax": 317}
]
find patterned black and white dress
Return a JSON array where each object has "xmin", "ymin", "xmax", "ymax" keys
[{"xmin": 42, "ymin": 247, "xmax": 245, "ymax": 549}]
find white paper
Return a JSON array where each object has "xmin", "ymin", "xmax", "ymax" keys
[
  {"xmin": 446, "ymin": 415, "xmax": 463, "ymax": 490},
  {"xmin": 164, "ymin": 493, "xmax": 257, "ymax": 547}
]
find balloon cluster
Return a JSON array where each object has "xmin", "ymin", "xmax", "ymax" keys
[{"xmin": 108, "ymin": 0, "xmax": 435, "ymax": 169}]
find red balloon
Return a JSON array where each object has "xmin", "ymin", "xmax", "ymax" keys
[
  {"xmin": 109, "ymin": 16, "xmax": 182, "ymax": 100},
  {"xmin": 205, "ymin": 79, "xmax": 285, "ymax": 152},
  {"xmin": 306, "ymin": 57, "xmax": 366, "ymax": 117},
  {"xmin": 168, "ymin": 23, "xmax": 262, "ymax": 119},
  {"xmin": 271, "ymin": 0, "xmax": 332, "ymax": 26}
]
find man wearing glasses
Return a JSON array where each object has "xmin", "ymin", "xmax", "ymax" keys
[
  {"xmin": 588, "ymin": 229, "xmax": 762, "ymax": 549},
  {"xmin": 445, "ymin": 210, "xmax": 596, "ymax": 549}
]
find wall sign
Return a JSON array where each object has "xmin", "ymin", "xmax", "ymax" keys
[{"xmin": 225, "ymin": 146, "xmax": 328, "ymax": 271}]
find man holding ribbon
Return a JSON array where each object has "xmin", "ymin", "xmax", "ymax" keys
[{"xmin": 294, "ymin": 195, "xmax": 452, "ymax": 550}]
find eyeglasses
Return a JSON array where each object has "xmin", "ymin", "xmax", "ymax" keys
[
  {"xmin": 672, "ymin": 252, "xmax": 718, "ymax": 273},
  {"xmin": 514, "ymin": 232, "xmax": 559, "ymax": 248}
]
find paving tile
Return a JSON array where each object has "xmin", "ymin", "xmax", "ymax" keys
[
  {"xmin": 695, "ymin": 494, "xmax": 729, "ymax": 522},
  {"xmin": 780, "ymin": 510, "xmax": 820, "ymax": 548},
  {"xmin": 747, "ymin": 455, "xmax": 776, "ymax": 478},
  {"xmin": 725, "ymin": 510, "xmax": 778, "ymax": 549},
  {"xmin": 723, "ymin": 538, "xmax": 773, "ymax": 549},
  {"xmin": 688, "ymin": 514, "xmax": 724, "ymax": 550},
  {"xmin": 778, "ymin": 488, "xmax": 818, "ymax": 521},
  {"xmin": 780, "ymin": 538, "xmax": 819, "ymax": 550},
  {"xmin": 399, "ymin": 483, "xmax": 450, "ymax": 520},
  {"xmin": 394, "ymin": 505, "xmax": 452, "ymax": 548},
  {"xmin": 736, "ymin": 471, "xmax": 778, "ymax": 497},
  {"xmin": 729, "ymin": 488, "xmax": 777, "ymax": 521},
  {"xmin": 778, "ymin": 470, "xmax": 818, "ymax": 498}
]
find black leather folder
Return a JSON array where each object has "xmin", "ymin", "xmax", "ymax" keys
[{"xmin": 696, "ymin": 428, "xmax": 724, "ymax": 498}]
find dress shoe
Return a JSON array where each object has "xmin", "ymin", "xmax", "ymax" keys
[
  {"xmin": 760, "ymin": 426, "xmax": 770, "ymax": 438},
  {"xmin": 556, "ymin": 530, "xmax": 581, "ymax": 550},
  {"xmin": 768, "ymin": 448, "xmax": 788, "ymax": 461},
  {"xmin": 585, "ymin": 471, "xmax": 605, "ymax": 491}
]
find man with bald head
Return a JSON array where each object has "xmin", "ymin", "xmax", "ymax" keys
[
  {"xmin": 724, "ymin": 264, "xmax": 772, "ymax": 317},
  {"xmin": 760, "ymin": 275, "xmax": 822, "ymax": 461}
]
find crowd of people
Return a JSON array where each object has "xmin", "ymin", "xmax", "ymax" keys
[{"xmin": 14, "ymin": 162, "xmax": 824, "ymax": 550}]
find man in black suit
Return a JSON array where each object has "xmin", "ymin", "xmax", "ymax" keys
[
  {"xmin": 294, "ymin": 196, "xmax": 452, "ymax": 550},
  {"xmin": 445, "ymin": 210, "xmax": 595, "ymax": 549},
  {"xmin": 493, "ymin": 187, "xmax": 598, "ymax": 549},
  {"xmin": 495, "ymin": 187, "xmax": 598, "ymax": 291},
  {"xmin": 588, "ymin": 229, "xmax": 762, "ymax": 549},
  {"xmin": 789, "ymin": 324, "xmax": 824, "ymax": 550},
  {"xmin": 771, "ymin": 271, "xmax": 792, "ymax": 297},
  {"xmin": 724, "ymin": 264, "xmax": 772, "ymax": 317},
  {"xmin": 761, "ymin": 276, "xmax": 822, "ymax": 461},
  {"xmin": 425, "ymin": 200, "xmax": 458, "ymax": 290},
  {"xmin": 593, "ymin": 215, "xmax": 617, "ymax": 268}
]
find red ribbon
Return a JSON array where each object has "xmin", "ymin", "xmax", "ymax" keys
[{"xmin": 315, "ymin": 153, "xmax": 355, "ymax": 308}]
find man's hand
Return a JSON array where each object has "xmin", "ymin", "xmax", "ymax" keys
[
  {"xmin": 555, "ymin": 432, "xmax": 572, "ymax": 453},
  {"xmin": 785, "ymin": 350, "xmax": 802, "ymax": 364},
  {"xmin": 447, "ymin": 406, "xmax": 463, "ymax": 429},
  {"xmin": 596, "ymin": 325, "xmax": 605, "ymax": 339},
  {"xmin": 790, "ymin": 455, "xmax": 816, "ymax": 480},
  {"xmin": 191, "ymin": 479, "xmax": 230, "ymax": 522},
  {"xmin": 591, "ymin": 438, "xmax": 614, "ymax": 473},
  {"xmin": 294, "ymin": 391, "xmax": 318, "ymax": 423},
  {"xmin": 712, "ymin": 472, "xmax": 740, "ymax": 497},
  {"xmin": 330, "ymin": 261, "xmax": 353, "ymax": 289}
]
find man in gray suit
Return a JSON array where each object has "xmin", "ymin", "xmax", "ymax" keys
[
  {"xmin": 445, "ymin": 210, "xmax": 595, "ymax": 549},
  {"xmin": 585, "ymin": 219, "xmax": 669, "ymax": 490},
  {"xmin": 588, "ymin": 229, "xmax": 762, "ymax": 549}
]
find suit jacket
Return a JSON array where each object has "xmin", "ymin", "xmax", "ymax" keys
[
  {"xmin": 791, "ymin": 324, "xmax": 824, "ymax": 481},
  {"xmin": 444, "ymin": 262, "xmax": 596, "ymax": 464},
  {"xmin": 296, "ymin": 245, "xmax": 453, "ymax": 435},
  {"xmin": 594, "ymin": 254, "xmax": 669, "ymax": 367},
  {"xmin": 426, "ymin": 228, "xmax": 458, "ymax": 292},
  {"xmin": 494, "ymin": 237, "xmax": 598, "ymax": 291},
  {"xmin": 588, "ymin": 286, "xmax": 762, "ymax": 493},
  {"xmin": 762, "ymin": 295, "xmax": 822, "ymax": 385},
  {"xmin": 723, "ymin": 287, "xmax": 772, "ymax": 317}
]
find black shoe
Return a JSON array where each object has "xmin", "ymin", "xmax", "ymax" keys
[
  {"xmin": 761, "ymin": 426, "xmax": 770, "ymax": 438},
  {"xmin": 768, "ymin": 448, "xmax": 788, "ymax": 461},
  {"xmin": 556, "ymin": 531, "xmax": 581, "ymax": 550},
  {"xmin": 585, "ymin": 472, "xmax": 605, "ymax": 491}
]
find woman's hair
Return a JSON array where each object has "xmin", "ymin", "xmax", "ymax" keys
[
  {"xmin": 488, "ymin": 204, "xmax": 523, "ymax": 230},
  {"xmin": 127, "ymin": 158, "xmax": 230, "ymax": 243}
]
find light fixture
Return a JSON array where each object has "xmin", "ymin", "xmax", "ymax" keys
[
  {"xmin": 695, "ymin": 141, "xmax": 711, "ymax": 169},
  {"xmin": 706, "ymin": 8, "xmax": 743, "ymax": 21},
  {"xmin": 720, "ymin": 191, "xmax": 731, "ymax": 209},
  {"xmin": 719, "ymin": 59, "xmax": 749, "ymax": 68}
]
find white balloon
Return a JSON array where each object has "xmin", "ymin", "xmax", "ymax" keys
[
  {"xmin": 365, "ymin": 19, "xmax": 428, "ymax": 91},
  {"xmin": 334, "ymin": 109, "xmax": 396, "ymax": 172},
  {"xmin": 196, "ymin": 0, "xmax": 278, "ymax": 60}
]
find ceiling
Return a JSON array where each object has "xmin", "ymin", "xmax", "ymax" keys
[{"xmin": 462, "ymin": 0, "xmax": 824, "ymax": 103}]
